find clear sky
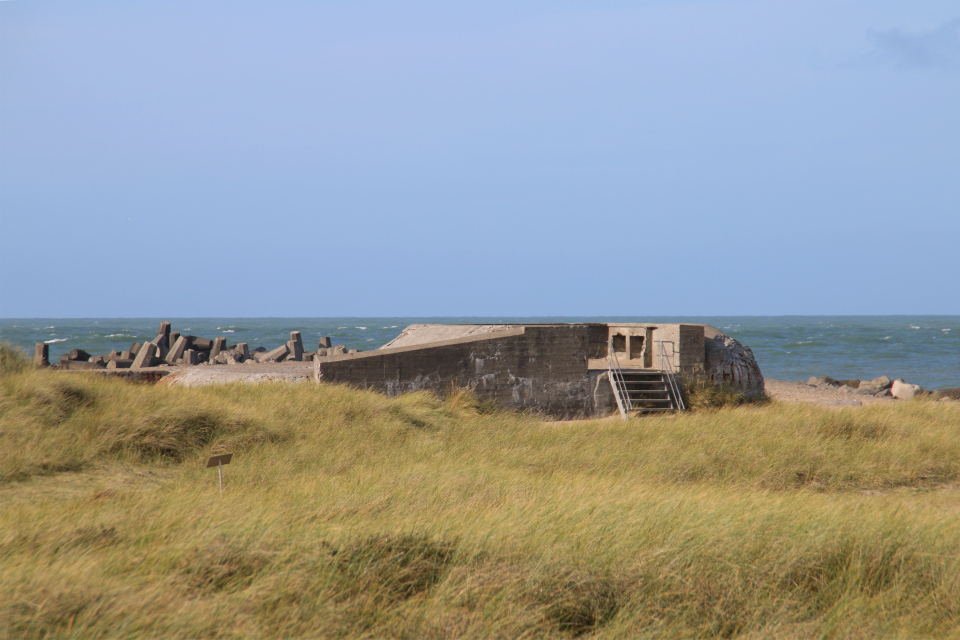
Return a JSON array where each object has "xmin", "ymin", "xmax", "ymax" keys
[{"xmin": 1, "ymin": 1, "xmax": 958, "ymax": 317}]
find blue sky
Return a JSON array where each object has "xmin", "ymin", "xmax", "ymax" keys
[{"xmin": 1, "ymin": 0, "xmax": 958, "ymax": 317}]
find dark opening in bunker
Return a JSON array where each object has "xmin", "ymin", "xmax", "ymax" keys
[
  {"xmin": 629, "ymin": 335, "xmax": 644, "ymax": 360},
  {"xmin": 612, "ymin": 333, "xmax": 626, "ymax": 353}
]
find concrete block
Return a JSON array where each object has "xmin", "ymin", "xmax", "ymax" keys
[
  {"xmin": 88, "ymin": 356, "xmax": 107, "ymax": 366},
  {"xmin": 316, "ymin": 348, "xmax": 328, "ymax": 357},
  {"xmin": 261, "ymin": 344, "xmax": 290, "ymax": 363},
  {"xmin": 189, "ymin": 336, "xmax": 213, "ymax": 351},
  {"xmin": 60, "ymin": 360, "xmax": 106, "ymax": 370},
  {"xmin": 290, "ymin": 331, "xmax": 303, "ymax": 344},
  {"xmin": 120, "ymin": 350, "xmax": 132, "ymax": 360},
  {"xmin": 34, "ymin": 343, "xmax": 49, "ymax": 367},
  {"xmin": 131, "ymin": 342, "xmax": 158, "ymax": 369},
  {"xmin": 170, "ymin": 332, "xmax": 180, "ymax": 347},
  {"xmin": 157, "ymin": 321, "xmax": 171, "ymax": 344},
  {"xmin": 330, "ymin": 345, "xmax": 347, "ymax": 356},
  {"xmin": 130, "ymin": 342, "xmax": 142, "ymax": 356},
  {"xmin": 68, "ymin": 348, "xmax": 92, "ymax": 362},
  {"xmin": 210, "ymin": 336, "xmax": 227, "ymax": 361},
  {"xmin": 150, "ymin": 334, "xmax": 169, "ymax": 359},
  {"xmin": 319, "ymin": 337, "xmax": 332, "ymax": 348},
  {"xmin": 166, "ymin": 336, "xmax": 190, "ymax": 364},
  {"xmin": 184, "ymin": 349, "xmax": 198, "ymax": 366},
  {"xmin": 303, "ymin": 352, "xmax": 315, "ymax": 361},
  {"xmin": 236, "ymin": 343, "xmax": 249, "ymax": 359},
  {"xmin": 106, "ymin": 359, "xmax": 134, "ymax": 369},
  {"xmin": 287, "ymin": 339, "xmax": 303, "ymax": 361}
]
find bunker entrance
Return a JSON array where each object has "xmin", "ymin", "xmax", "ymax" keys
[{"xmin": 629, "ymin": 335, "xmax": 645, "ymax": 360}]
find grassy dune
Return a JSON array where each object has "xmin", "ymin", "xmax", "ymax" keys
[{"xmin": 2, "ymin": 349, "xmax": 959, "ymax": 639}]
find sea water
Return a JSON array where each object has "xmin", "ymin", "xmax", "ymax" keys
[{"xmin": 1, "ymin": 316, "xmax": 957, "ymax": 390}]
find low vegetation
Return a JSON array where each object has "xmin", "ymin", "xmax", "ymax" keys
[{"xmin": 2, "ymin": 345, "xmax": 959, "ymax": 639}]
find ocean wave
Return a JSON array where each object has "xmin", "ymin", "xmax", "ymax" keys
[
  {"xmin": 44, "ymin": 326, "xmax": 55, "ymax": 329},
  {"xmin": 222, "ymin": 330, "xmax": 235, "ymax": 333},
  {"xmin": 355, "ymin": 327, "xmax": 367, "ymax": 330},
  {"xmin": 909, "ymin": 325, "xmax": 920, "ymax": 329},
  {"xmin": 44, "ymin": 338, "xmax": 69, "ymax": 344},
  {"xmin": 883, "ymin": 336, "xmax": 891, "ymax": 340},
  {"xmin": 104, "ymin": 334, "xmax": 130, "ymax": 338},
  {"xmin": 383, "ymin": 326, "xmax": 398, "ymax": 329}
]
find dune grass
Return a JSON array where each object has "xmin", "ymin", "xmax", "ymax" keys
[{"xmin": 2, "ymin": 347, "xmax": 959, "ymax": 639}]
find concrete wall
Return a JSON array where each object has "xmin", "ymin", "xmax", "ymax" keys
[
  {"xmin": 316, "ymin": 325, "xmax": 596, "ymax": 419},
  {"xmin": 585, "ymin": 323, "xmax": 705, "ymax": 373}
]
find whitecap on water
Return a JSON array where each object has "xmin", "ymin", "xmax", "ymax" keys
[
  {"xmin": 44, "ymin": 338, "xmax": 69, "ymax": 344},
  {"xmin": 222, "ymin": 330, "xmax": 234, "ymax": 333},
  {"xmin": 104, "ymin": 334, "xmax": 129, "ymax": 338},
  {"xmin": 383, "ymin": 326, "xmax": 398, "ymax": 329},
  {"xmin": 356, "ymin": 327, "xmax": 367, "ymax": 330},
  {"xmin": 883, "ymin": 336, "xmax": 891, "ymax": 340},
  {"xmin": 942, "ymin": 329, "xmax": 951, "ymax": 333},
  {"xmin": 909, "ymin": 325, "xmax": 920, "ymax": 329}
]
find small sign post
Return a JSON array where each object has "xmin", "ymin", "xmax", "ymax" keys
[{"xmin": 206, "ymin": 454, "xmax": 233, "ymax": 494}]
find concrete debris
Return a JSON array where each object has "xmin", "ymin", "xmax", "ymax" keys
[{"xmin": 42, "ymin": 320, "xmax": 352, "ymax": 373}]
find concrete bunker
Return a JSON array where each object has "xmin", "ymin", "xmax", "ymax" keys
[{"xmin": 315, "ymin": 322, "xmax": 764, "ymax": 419}]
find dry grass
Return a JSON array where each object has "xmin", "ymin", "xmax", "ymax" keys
[{"xmin": 2, "ymin": 349, "xmax": 959, "ymax": 639}]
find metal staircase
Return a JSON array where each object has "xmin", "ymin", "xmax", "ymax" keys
[{"xmin": 607, "ymin": 340, "xmax": 685, "ymax": 420}]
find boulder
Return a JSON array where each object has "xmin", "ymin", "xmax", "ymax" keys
[
  {"xmin": 891, "ymin": 379, "xmax": 922, "ymax": 400},
  {"xmin": 838, "ymin": 379, "xmax": 860, "ymax": 389},
  {"xmin": 703, "ymin": 332, "xmax": 765, "ymax": 397},
  {"xmin": 856, "ymin": 380, "xmax": 881, "ymax": 395},
  {"xmin": 818, "ymin": 376, "xmax": 839, "ymax": 387},
  {"xmin": 806, "ymin": 376, "xmax": 820, "ymax": 386},
  {"xmin": 871, "ymin": 375, "xmax": 893, "ymax": 389},
  {"xmin": 931, "ymin": 388, "xmax": 960, "ymax": 401}
]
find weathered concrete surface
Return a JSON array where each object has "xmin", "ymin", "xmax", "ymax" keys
[
  {"xmin": 162, "ymin": 362, "xmax": 315, "ymax": 387},
  {"xmin": 131, "ymin": 342, "xmax": 158, "ymax": 369},
  {"xmin": 318, "ymin": 325, "xmax": 595, "ymax": 418},
  {"xmin": 380, "ymin": 324, "xmax": 519, "ymax": 350},
  {"xmin": 166, "ymin": 336, "xmax": 189, "ymax": 364},
  {"xmin": 34, "ymin": 343, "xmax": 49, "ymax": 367},
  {"xmin": 702, "ymin": 325, "xmax": 765, "ymax": 397}
]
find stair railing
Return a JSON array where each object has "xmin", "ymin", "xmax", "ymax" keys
[
  {"xmin": 655, "ymin": 341, "xmax": 686, "ymax": 412},
  {"xmin": 607, "ymin": 341, "xmax": 632, "ymax": 420}
]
